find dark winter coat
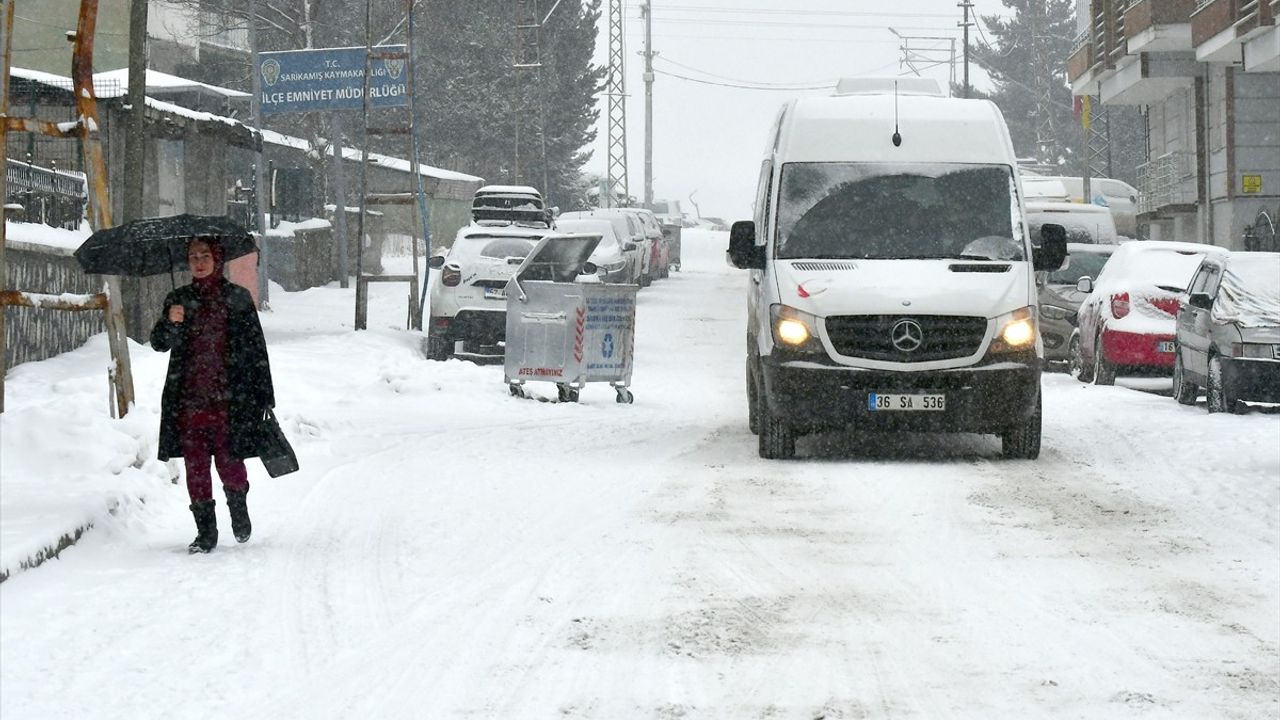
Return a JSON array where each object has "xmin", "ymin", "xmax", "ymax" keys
[{"xmin": 151, "ymin": 279, "xmax": 275, "ymax": 461}]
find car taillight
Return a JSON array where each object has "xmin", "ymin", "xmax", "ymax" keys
[
  {"xmin": 442, "ymin": 265, "xmax": 461, "ymax": 287},
  {"xmin": 1110, "ymin": 292, "xmax": 1130, "ymax": 319},
  {"xmin": 1149, "ymin": 297, "xmax": 1181, "ymax": 316}
]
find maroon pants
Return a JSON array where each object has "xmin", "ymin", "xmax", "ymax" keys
[{"xmin": 182, "ymin": 423, "xmax": 248, "ymax": 503}]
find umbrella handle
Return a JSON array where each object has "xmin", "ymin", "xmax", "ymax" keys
[{"xmin": 169, "ymin": 245, "xmax": 177, "ymax": 289}]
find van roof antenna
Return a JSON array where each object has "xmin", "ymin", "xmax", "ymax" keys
[{"xmin": 892, "ymin": 81, "xmax": 902, "ymax": 147}]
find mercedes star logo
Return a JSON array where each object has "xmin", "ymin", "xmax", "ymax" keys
[{"xmin": 891, "ymin": 319, "xmax": 924, "ymax": 352}]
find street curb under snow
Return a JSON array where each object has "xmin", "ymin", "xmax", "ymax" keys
[{"xmin": 0, "ymin": 522, "xmax": 95, "ymax": 584}]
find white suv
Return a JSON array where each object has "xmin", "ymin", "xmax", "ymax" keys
[{"xmin": 427, "ymin": 225, "xmax": 554, "ymax": 361}]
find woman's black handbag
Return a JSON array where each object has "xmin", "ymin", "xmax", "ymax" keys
[{"xmin": 258, "ymin": 408, "xmax": 299, "ymax": 478}]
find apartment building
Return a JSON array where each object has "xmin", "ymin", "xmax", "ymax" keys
[{"xmin": 1068, "ymin": 0, "xmax": 1279, "ymax": 248}]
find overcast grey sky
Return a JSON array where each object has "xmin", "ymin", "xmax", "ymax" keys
[{"xmin": 589, "ymin": 1, "xmax": 1010, "ymax": 220}]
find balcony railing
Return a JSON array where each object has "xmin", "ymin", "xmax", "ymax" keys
[{"xmin": 1137, "ymin": 152, "xmax": 1198, "ymax": 215}]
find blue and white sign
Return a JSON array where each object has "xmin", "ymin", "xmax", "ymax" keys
[{"xmin": 258, "ymin": 46, "xmax": 408, "ymax": 115}]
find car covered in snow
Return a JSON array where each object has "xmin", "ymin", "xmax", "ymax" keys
[
  {"xmin": 617, "ymin": 207, "xmax": 670, "ymax": 279},
  {"xmin": 1073, "ymin": 240, "xmax": 1227, "ymax": 384},
  {"xmin": 551, "ymin": 217, "xmax": 634, "ymax": 284},
  {"xmin": 1038, "ymin": 242, "xmax": 1117, "ymax": 366},
  {"xmin": 427, "ymin": 225, "xmax": 554, "ymax": 361},
  {"xmin": 1172, "ymin": 251, "xmax": 1280, "ymax": 413},
  {"xmin": 559, "ymin": 209, "xmax": 648, "ymax": 285},
  {"xmin": 470, "ymin": 185, "xmax": 554, "ymax": 228}
]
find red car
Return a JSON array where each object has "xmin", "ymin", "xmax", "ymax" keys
[{"xmin": 1073, "ymin": 240, "xmax": 1227, "ymax": 384}]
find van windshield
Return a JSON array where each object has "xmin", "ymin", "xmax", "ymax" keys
[{"xmin": 776, "ymin": 162, "xmax": 1023, "ymax": 261}]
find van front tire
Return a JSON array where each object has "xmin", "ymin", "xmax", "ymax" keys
[
  {"xmin": 747, "ymin": 362, "xmax": 761, "ymax": 435},
  {"xmin": 1001, "ymin": 392, "xmax": 1042, "ymax": 460},
  {"xmin": 758, "ymin": 396, "xmax": 795, "ymax": 459}
]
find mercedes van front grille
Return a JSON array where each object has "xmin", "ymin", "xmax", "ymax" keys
[{"xmin": 824, "ymin": 315, "xmax": 988, "ymax": 362}]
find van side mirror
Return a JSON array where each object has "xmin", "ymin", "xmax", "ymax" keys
[
  {"xmin": 428, "ymin": 255, "xmax": 446, "ymax": 269},
  {"xmin": 1188, "ymin": 291, "xmax": 1212, "ymax": 310},
  {"xmin": 727, "ymin": 220, "xmax": 765, "ymax": 270},
  {"xmin": 1076, "ymin": 276, "xmax": 1094, "ymax": 294},
  {"xmin": 1033, "ymin": 223, "xmax": 1067, "ymax": 272}
]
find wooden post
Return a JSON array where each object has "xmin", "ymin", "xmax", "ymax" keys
[
  {"xmin": 72, "ymin": 0, "xmax": 135, "ymax": 416},
  {"xmin": 1, "ymin": 0, "xmax": 15, "ymax": 413}
]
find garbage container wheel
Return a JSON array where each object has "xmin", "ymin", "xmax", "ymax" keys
[
  {"xmin": 615, "ymin": 388, "xmax": 634, "ymax": 404},
  {"xmin": 557, "ymin": 384, "xmax": 580, "ymax": 403},
  {"xmin": 509, "ymin": 383, "xmax": 525, "ymax": 399}
]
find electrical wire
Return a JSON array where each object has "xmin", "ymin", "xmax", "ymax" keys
[
  {"xmin": 638, "ymin": 16, "xmax": 959, "ymax": 33},
  {"xmin": 653, "ymin": 55, "xmax": 839, "ymax": 87},
  {"xmin": 628, "ymin": 5, "xmax": 953, "ymax": 19},
  {"xmin": 652, "ymin": 67, "xmax": 835, "ymax": 91}
]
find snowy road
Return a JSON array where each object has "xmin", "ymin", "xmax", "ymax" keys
[{"xmin": 2, "ymin": 231, "xmax": 1278, "ymax": 719}]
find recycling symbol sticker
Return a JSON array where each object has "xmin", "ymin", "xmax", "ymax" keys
[{"xmin": 601, "ymin": 333, "xmax": 615, "ymax": 359}]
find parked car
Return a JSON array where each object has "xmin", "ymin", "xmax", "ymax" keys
[
  {"xmin": 1026, "ymin": 200, "xmax": 1119, "ymax": 245},
  {"xmin": 471, "ymin": 185, "xmax": 554, "ymax": 228},
  {"xmin": 1038, "ymin": 243, "xmax": 1117, "ymax": 366},
  {"xmin": 1073, "ymin": 240, "xmax": 1227, "ymax": 384},
  {"xmin": 618, "ymin": 207, "xmax": 670, "ymax": 279},
  {"xmin": 427, "ymin": 225, "xmax": 554, "ymax": 361},
  {"xmin": 551, "ymin": 217, "xmax": 634, "ymax": 284},
  {"xmin": 559, "ymin": 209, "xmax": 649, "ymax": 285},
  {"xmin": 1173, "ymin": 251, "xmax": 1280, "ymax": 413}
]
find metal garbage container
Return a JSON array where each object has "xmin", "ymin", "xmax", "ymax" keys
[
  {"xmin": 661, "ymin": 222, "xmax": 682, "ymax": 271},
  {"xmin": 504, "ymin": 233, "xmax": 638, "ymax": 403}
]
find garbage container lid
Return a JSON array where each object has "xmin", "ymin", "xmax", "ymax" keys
[{"xmin": 512, "ymin": 233, "xmax": 602, "ymax": 284}]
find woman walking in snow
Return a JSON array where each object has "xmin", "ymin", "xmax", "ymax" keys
[{"xmin": 151, "ymin": 236, "xmax": 275, "ymax": 553}]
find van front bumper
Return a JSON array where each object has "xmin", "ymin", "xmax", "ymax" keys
[{"xmin": 760, "ymin": 353, "xmax": 1040, "ymax": 434}]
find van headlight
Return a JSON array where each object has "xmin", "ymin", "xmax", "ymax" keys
[
  {"xmin": 989, "ymin": 306, "xmax": 1038, "ymax": 354},
  {"xmin": 770, "ymin": 304, "xmax": 823, "ymax": 354}
]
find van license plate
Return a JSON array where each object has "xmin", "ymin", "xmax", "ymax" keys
[
  {"xmin": 483, "ymin": 287, "xmax": 506, "ymax": 300},
  {"xmin": 1157, "ymin": 341, "xmax": 1175, "ymax": 353},
  {"xmin": 869, "ymin": 393, "xmax": 945, "ymax": 412}
]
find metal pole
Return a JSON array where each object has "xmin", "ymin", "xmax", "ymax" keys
[
  {"xmin": 355, "ymin": 0, "xmax": 372, "ymax": 330},
  {"xmin": 248, "ymin": 0, "xmax": 270, "ymax": 308},
  {"xmin": 959, "ymin": 0, "xmax": 972, "ymax": 98},
  {"xmin": 1, "ymin": 0, "xmax": 12, "ymax": 411},
  {"xmin": 643, "ymin": 0, "xmax": 653, "ymax": 208},
  {"xmin": 123, "ymin": 0, "xmax": 147, "ymax": 223},
  {"xmin": 331, "ymin": 117, "xmax": 350, "ymax": 288}
]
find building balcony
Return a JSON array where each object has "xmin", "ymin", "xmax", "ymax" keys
[
  {"xmin": 1100, "ymin": 51, "xmax": 1199, "ymax": 104},
  {"xmin": 1124, "ymin": 0, "xmax": 1196, "ymax": 52},
  {"xmin": 1069, "ymin": 31, "xmax": 1102, "ymax": 93},
  {"xmin": 1137, "ymin": 151, "xmax": 1199, "ymax": 217},
  {"xmin": 1243, "ymin": 10, "xmax": 1280, "ymax": 68},
  {"xmin": 1193, "ymin": 0, "xmax": 1276, "ymax": 62}
]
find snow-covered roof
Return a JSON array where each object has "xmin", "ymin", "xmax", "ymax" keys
[
  {"xmin": 477, "ymin": 185, "xmax": 541, "ymax": 195},
  {"xmin": 10, "ymin": 66, "xmax": 481, "ymax": 185},
  {"xmin": 93, "ymin": 68, "xmax": 251, "ymax": 99}
]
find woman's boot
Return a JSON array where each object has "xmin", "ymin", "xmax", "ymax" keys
[
  {"xmin": 225, "ymin": 488, "xmax": 252, "ymax": 543},
  {"xmin": 188, "ymin": 500, "xmax": 218, "ymax": 553}
]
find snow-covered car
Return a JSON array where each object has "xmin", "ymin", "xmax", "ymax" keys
[
  {"xmin": 1173, "ymin": 251, "xmax": 1280, "ymax": 413},
  {"xmin": 559, "ymin": 209, "xmax": 648, "ymax": 285},
  {"xmin": 471, "ymin": 185, "xmax": 553, "ymax": 228},
  {"xmin": 1038, "ymin": 243, "xmax": 1116, "ymax": 365},
  {"xmin": 427, "ymin": 225, "xmax": 553, "ymax": 360},
  {"xmin": 551, "ymin": 217, "xmax": 633, "ymax": 284},
  {"xmin": 618, "ymin": 207, "xmax": 669, "ymax": 279},
  {"xmin": 1073, "ymin": 240, "xmax": 1227, "ymax": 384}
]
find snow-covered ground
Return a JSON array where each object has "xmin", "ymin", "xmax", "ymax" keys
[{"xmin": 2, "ymin": 230, "xmax": 1277, "ymax": 719}]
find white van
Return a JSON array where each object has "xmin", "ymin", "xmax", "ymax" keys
[
  {"xmin": 1026, "ymin": 200, "xmax": 1119, "ymax": 245},
  {"xmin": 727, "ymin": 77, "xmax": 1066, "ymax": 460},
  {"xmin": 1035, "ymin": 175, "xmax": 1139, "ymax": 237}
]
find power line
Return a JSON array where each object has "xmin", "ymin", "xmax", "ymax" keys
[
  {"xmin": 653, "ymin": 55, "xmax": 840, "ymax": 87},
  {"xmin": 652, "ymin": 67, "xmax": 835, "ymax": 91},
  {"xmin": 640, "ymin": 16, "xmax": 959, "ymax": 33},
  {"xmin": 628, "ymin": 5, "xmax": 953, "ymax": 19}
]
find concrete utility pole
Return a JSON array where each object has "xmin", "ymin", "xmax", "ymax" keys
[
  {"xmin": 642, "ymin": 0, "xmax": 654, "ymax": 209},
  {"xmin": 123, "ymin": 0, "xmax": 147, "ymax": 223},
  {"xmin": 958, "ymin": 0, "xmax": 973, "ymax": 98}
]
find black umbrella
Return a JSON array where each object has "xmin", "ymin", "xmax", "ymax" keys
[{"xmin": 74, "ymin": 214, "xmax": 257, "ymax": 285}]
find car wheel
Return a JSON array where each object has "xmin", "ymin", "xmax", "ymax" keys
[
  {"xmin": 1205, "ymin": 354, "xmax": 1242, "ymax": 414},
  {"xmin": 757, "ymin": 395, "xmax": 795, "ymax": 459},
  {"xmin": 1172, "ymin": 347, "xmax": 1198, "ymax": 406},
  {"xmin": 1092, "ymin": 332, "xmax": 1116, "ymax": 386},
  {"xmin": 747, "ymin": 361, "xmax": 761, "ymax": 435},
  {"xmin": 426, "ymin": 334, "xmax": 451, "ymax": 361},
  {"xmin": 1001, "ymin": 391, "xmax": 1041, "ymax": 460},
  {"xmin": 1069, "ymin": 333, "xmax": 1093, "ymax": 383}
]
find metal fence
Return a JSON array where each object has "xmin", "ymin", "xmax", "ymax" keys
[{"xmin": 5, "ymin": 159, "xmax": 88, "ymax": 229}]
